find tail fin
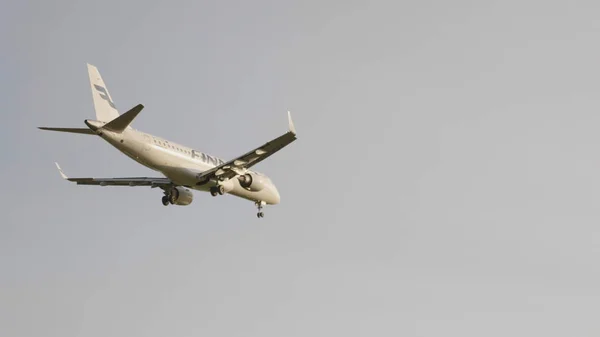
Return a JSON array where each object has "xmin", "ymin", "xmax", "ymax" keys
[{"xmin": 87, "ymin": 63, "xmax": 119, "ymax": 122}]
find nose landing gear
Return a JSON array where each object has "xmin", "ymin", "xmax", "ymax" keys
[{"xmin": 255, "ymin": 200, "xmax": 265, "ymax": 218}]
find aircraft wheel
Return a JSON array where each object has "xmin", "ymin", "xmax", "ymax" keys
[
  {"xmin": 210, "ymin": 187, "xmax": 218, "ymax": 197},
  {"xmin": 161, "ymin": 196, "xmax": 169, "ymax": 206},
  {"xmin": 255, "ymin": 201, "xmax": 265, "ymax": 218},
  {"xmin": 217, "ymin": 185, "xmax": 225, "ymax": 195}
]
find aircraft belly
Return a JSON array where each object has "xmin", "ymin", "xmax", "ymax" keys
[
  {"xmin": 161, "ymin": 164, "xmax": 204, "ymax": 187},
  {"xmin": 227, "ymin": 181, "xmax": 279, "ymax": 205}
]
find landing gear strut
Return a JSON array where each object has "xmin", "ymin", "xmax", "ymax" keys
[
  {"xmin": 162, "ymin": 187, "xmax": 176, "ymax": 206},
  {"xmin": 169, "ymin": 188, "xmax": 179, "ymax": 204},
  {"xmin": 255, "ymin": 201, "xmax": 265, "ymax": 218}
]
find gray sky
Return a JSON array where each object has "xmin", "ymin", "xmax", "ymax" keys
[{"xmin": 3, "ymin": 0, "xmax": 600, "ymax": 335}]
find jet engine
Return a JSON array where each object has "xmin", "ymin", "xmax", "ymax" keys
[
  {"xmin": 169, "ymin": 186, "xmax": 194, "ymax": 205},
  {"xmin": 237, "ymin": 173, "xmax": 266, "ymax": 192}
]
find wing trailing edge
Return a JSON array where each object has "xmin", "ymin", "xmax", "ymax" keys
[{"xmin": 53, "ymin": 162, "xmax": 172, "ymax": 187}]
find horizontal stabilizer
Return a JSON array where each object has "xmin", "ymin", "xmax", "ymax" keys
[
  {"xmin": 102, "ymin": 104, "xmax": 144, "ymax": 133},
  {"xmin": 38, "ymin": 127, "xmax": 95, "ymax": 135}
]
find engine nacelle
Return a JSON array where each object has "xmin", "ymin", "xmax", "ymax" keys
[
  {"xmin": 237, "ymin": 173, "xmax": 266, "ymax": 192},
  {"xmin": 170, "ymin": 186, "xmax": 194, "ymax": 206},
  {"xmin": 218, "ymin": 179, "xmax": 235, "ymax": 193}
]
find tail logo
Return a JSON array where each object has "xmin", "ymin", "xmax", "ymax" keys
[{"xmin": 94, "ymin": 84, "xmax": 116, "ymax": 109}]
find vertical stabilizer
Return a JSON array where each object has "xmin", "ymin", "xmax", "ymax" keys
[{"xmin": 87, "ymin": 63, "xmax": 119, "ymax": 122}]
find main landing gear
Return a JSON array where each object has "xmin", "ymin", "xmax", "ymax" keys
[
  {"xmin": 255, "ymin": 201, "xmax": 265, "ymax": 218},
  {"xmin": 161, "ymin": 189, "xmax": 177, "ymax": 206},
  {"xmin": 161, "ymin": 187, "xmax": 179, "ymax": 206},
  {"xmin": 210, "ymin": 185, "xmax": 225, "ymax": 197}
]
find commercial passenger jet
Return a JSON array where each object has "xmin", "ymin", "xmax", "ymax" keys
[{"xmin": 39, "ymin": 64, "xmax": 297, "ymax": 218}]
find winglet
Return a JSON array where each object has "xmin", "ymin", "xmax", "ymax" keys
[
  {"xmin": 287, "ymin": 111, "xmax": 296, "ymax": 135},
  {"xmin": 55, "ymin": 162, "xmax": 68, "ymax": 180}
]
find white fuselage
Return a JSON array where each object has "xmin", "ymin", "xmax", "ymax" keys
[{"xmin": 87, "ymin": 120, "xmax": 280, "ymax": 205}]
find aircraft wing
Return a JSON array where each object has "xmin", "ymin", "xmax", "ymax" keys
[
  {"xmin": 196, "ymin": 112, "xmax": 297, "ymax": 182},
  {"xmin": 55, "ymin": 163, "xmax": 172, "ymax": 187}
]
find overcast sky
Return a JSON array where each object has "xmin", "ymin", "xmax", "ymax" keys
[{"xmin": 3, "ymin": 0, "xmax": 600, "ymax": 336}]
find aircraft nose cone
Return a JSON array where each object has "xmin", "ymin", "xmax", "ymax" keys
[{"xmin": 270, "ymin": 185, "xmax": 280, "ymax": 205}]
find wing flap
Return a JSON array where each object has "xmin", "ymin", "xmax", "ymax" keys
[
  {"xmin": 195, "ymin": 112, "xmax": 297, "ymax": 182},
  {"xmin": 66, "ymin": 177, "xmax": 171, "ymax": 186},
  {"xmin": 55, "ymin": 162, "xmax": 171, "ymax": 187}
]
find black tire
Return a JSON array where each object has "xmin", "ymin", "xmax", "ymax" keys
[
  {"xmin": 210, "ymin": 187, "xmax": 218, "ymax": 197},
  {"xmin": 218, "ymin": 185, "xmax": 225, "ymax": 195},
  {"xmin": 161, "ymin": 196, "xmax": 169, "ymax": 206}
]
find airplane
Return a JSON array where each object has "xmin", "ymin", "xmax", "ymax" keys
[{"xmin": 39, "ymin": 64, "xmax": 297, "ymax": 218}]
